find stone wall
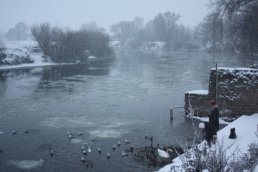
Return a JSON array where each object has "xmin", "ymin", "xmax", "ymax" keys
[
  {"xmin": 209, "ymin": 68, "xmax": 258, "ymax": 116},
  {"xmin": 185, "ymin": 68, "xmax": 258, "ymax": 117},
  {"xmin": 184, "ymin": 90, "xmax": 209, "ymax": 117}
]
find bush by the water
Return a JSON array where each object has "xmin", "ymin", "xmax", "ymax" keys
[
  {"xmin": 31, "ymin": 23, "xmax": 114, "ymax": 63},
  {"xmin": 0, "ymin": 48, "xmax": 7, "ymax": 64},
  {"xmin": 1, "ymin": 53, "xmax": 34, "ymax": 66}
]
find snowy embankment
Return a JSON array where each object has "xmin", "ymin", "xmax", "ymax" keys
[
  {"xmin": 158, "ymin": 113, "xmax": 258, "ymax": 172},
  {"xmin": 0, "ymin": 40, "xmax": 59, "ymax": 71}
]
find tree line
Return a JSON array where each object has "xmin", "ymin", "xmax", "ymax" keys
[
  {"xmin": 194, "ymin": 0, "xmax": 258, "ymax": 63},
  {"xmin": 110, "ymin": 12, "xmax": 195, "ymax": 50},
  {"xmin": 31, "ymin": 23, "xmax": 114, "ymax": 63},
  {"xmin": 1, "ymin": 0, "xmax": 257, "ymax": 64},
  {"xmin": 110, "ymin": 0, "xmax": 258, "ymax": 62}
]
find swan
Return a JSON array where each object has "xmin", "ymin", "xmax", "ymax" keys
[
  {"xmin": 82, "ymin": 149, "xmax": 87, "ymax": 155},
  {"xmin": 157, "ymin": 148, "xmax": 173, "ymax": 158},
  {"xmin": 98, "ymin": 147, "xmax": 101, "ymax": 154},
  {"xmin": 77, "ymin": 132, "xmax": 83, "ymax": 137},
  {"xmin": 117, "ymin": 140, "xmax": 121, "ymax": 147},
  {"xmin": 199, "ymin": 122, "xmax": 205, "ymax": 129},
  {"xmin": 81, "ymin": 156, "xmax": 85, "ymax": 163},
  {"xmin": 121, "ymin": 151, "xmax": 128, "ymax": 157},
  {"xmin": 107, "ymin": 152, "xmax": 110, "ymax": 159},
  {"xmin": 88, "ymin": 146, "xmax": 92, "ymax": 153},
  {"xmin": 67, "ymin": 132, "xmax": 74, "ymax": 139},
  {"xmin": 124, "ymin": 139, "xmax": 130, "ymax": 144},
  {"xmin": 112, "ymin": 144, "xmax": 116, "ymax": 150},
  {"xmin": 84, "ymin": 142, "xmax": 93, "ymax": 153},
  {"xmin": 50, "ymin": 150, "xmax": 54, "ymax": 157}
]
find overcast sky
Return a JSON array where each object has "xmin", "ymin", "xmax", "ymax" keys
[{"xmin": 0, "ymin": 0, "xmax": 210, "ymax": 32}]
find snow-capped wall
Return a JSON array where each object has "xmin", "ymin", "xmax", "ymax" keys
[
  {"xmin": 185, "ymin": 67, "xmax": 258, "ymax": 117},
  {"xmin": 209, "ymin": 67, "xmax": 258, "ymax": 116},
  {"xmin": 184, "ymin": 90, "xmax": 209, "ymax": 116}
]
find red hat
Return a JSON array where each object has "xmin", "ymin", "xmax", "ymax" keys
[{"xmin": 210, "ymin": 100, "xmax": 216, "ymax": 106}]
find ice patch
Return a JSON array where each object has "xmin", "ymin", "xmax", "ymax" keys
[
  {"xmin": 70, "ymin": 138, "xmax": 82, "ymax": 144},
  {"xmin": 0, "ymin": 131, "xmax": 3, "ymax": 135},
  {"xmin": 8, "ymin": 159, "xmax": 44, "ymax": 169},
  {"xmin": 41, "ymin": 116, "xmax": 148, "ymax": 129},
  {"xmin": 40, "ymin": 117, "xmax": 95, "ymax": 128},
  {"xmin": 90, "ymin": 129, "xmax": 125, "ymax": 138}
]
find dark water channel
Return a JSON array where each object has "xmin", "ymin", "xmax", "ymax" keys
[{"xmin": 0, "ymin": 50, "xmax": 250, "ymax": 171}]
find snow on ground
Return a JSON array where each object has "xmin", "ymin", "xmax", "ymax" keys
[
  {"xmin": 0, "ymin": 61, "xmax": 58, "ymax": 71},
  {"xmin": 0, "ymin": 40, "xmax": 72, "ymax": 70},
  {"xmin": 158, "ymin": 113, "xmax": 258, "ymax": 172},
  {"xmin": 190, "ymin": 116, "xmax": 231, "ymax": 125},
  {"xmin": 185, "ymin": 90, "xmax": 208, "ymax": 95}
]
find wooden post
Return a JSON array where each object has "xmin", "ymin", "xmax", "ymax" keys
[
  {"xmin": 215, "ymin": 63, "xmax": 218, "ymax": 103},
  {"xmin": 170, "ymin": 108, "xmax": 173, "ymax": 119}
]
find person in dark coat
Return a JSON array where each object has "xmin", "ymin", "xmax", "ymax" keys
[
  {"xmin": 208, "ymin": 100, "xmax": 219, "ymax": 145},
  {"xmin": 209, "ymin": 100, "xmax": 219, "ymax": 131}
]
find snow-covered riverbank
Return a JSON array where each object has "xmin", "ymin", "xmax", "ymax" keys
[
  {"xmin": 0, "ymin": 40, "xmax": 78, "ymax": 71},
  {"xmin": 158, "ymin": 113, "xmax": 258, "ymax": 172},
  {"xmin": 0, "ymin": 40, "xmax": 53, "ymax": 69}
]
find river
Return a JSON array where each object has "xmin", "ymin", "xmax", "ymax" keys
[{"xmin": 0, "ymin": 49, "xmax": 249, "ymax": 172}]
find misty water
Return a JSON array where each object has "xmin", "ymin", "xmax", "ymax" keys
[{"xmin": 0, "ymin": 50, "xmax": 249, "ymax": 172}]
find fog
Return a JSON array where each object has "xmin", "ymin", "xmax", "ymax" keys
[{"xmin": 0, "ymin": 0, "xmax": 209, "ymax": 32}]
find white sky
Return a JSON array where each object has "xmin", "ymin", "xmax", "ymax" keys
[{"xmin": 0, "ymin": 0, "xmax": 210, "ymax": 32}]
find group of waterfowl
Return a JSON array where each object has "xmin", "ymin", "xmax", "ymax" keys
[
  {"xmin": 64, "ymin": 131, "xmax": 134, "ymax": 164},
  {"xmin": 0, "ymin": 129, "xmax": 30, "ymax": 154},
  {"xmin": 0, "ymin": 129, "xmax": 183, "ymax": 169}
]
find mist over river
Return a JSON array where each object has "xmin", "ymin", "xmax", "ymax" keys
[{"xmin": 0, "ymin": 50, "xmax": 249, "ymax": 172}]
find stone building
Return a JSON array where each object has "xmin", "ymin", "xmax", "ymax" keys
[{"xmin": 185, "ymin": 67, "xmax": 258, "ymax": 117}]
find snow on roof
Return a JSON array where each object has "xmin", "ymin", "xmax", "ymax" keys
[
  {"xmin": 158, "ymin": 113, "xmax": 258, "ymax": 172},
  {"xmin": 211, "ymin": 67, "xmax": 258, "ymax": 72},
  {"xmin": 185, "ymin": 90, "xmax": 208, "ymax": 95}
]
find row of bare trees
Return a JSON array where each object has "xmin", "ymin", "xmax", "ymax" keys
[
  {"xmin": 195, "ymin": 0, "xmax": 258, "ymax": 63},
  {"xmin": 31, "ymin": 23, "xmax": 114, "ymax": 63},
  {"xmin": 110, "ymin": 12, "xmax": 195, "ymax": 50}
]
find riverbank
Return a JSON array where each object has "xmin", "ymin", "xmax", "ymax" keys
[
  {"xmin": 0, "ymin": 40, "xmax": 53, "ymax": 70},
  {"xmin": 158, "ymin": 113, "xmax": 258, "ymax": 172}
]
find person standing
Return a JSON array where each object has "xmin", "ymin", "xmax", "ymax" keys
[
  {"xmin": 209, "ymin": 100, "xmax": 219, "ymax": 131},
  {"xmin": 209, "ymin": 100, "xmax": 219, "ymax": 144}
]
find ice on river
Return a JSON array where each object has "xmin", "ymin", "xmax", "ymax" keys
[
  {"xmin": 90, "ymin": 128, "xmax": 125, "ymax": 138},
  {"xmin": 8, "ymin": 159, "xmax": 44, "ymax": 170},
  {"xmin": 41, "ymin": 116, "xmax": 148, "ymax": 138}
]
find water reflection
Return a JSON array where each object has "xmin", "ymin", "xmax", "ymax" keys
[
  {"xmin": 0, "ymin": 65, "xmax": 111, "ymax": 98},
  {"xmin": 40, "ymin": 64, "xmax": 110, "ymax": 81}
]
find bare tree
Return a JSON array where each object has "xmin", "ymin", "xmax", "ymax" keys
[{"xmin": 5, "ymin": 22, "xmax": 30, "ymax": 41}]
